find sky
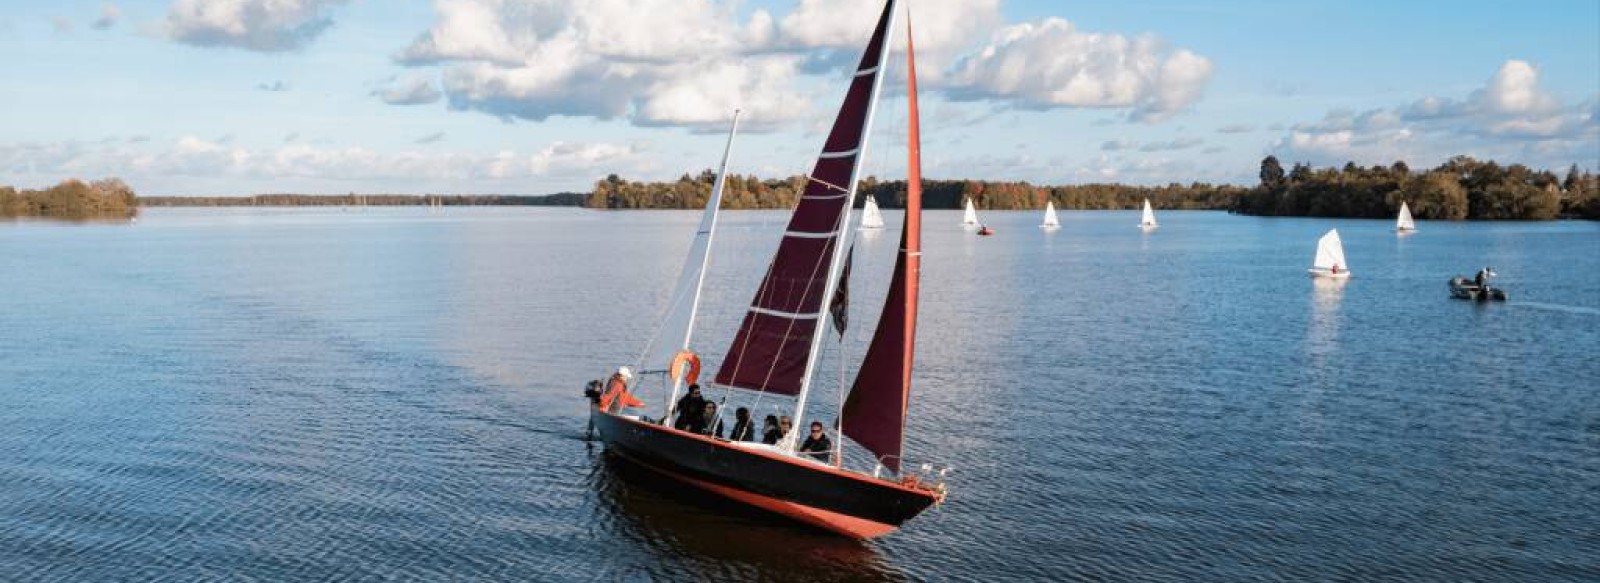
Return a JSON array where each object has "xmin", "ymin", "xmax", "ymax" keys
[{"xmin": 1, "ymin": 0, "xmax": 1596, "ymax": 196}]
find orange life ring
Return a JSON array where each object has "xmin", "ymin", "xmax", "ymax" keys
[{"xmin": 668, "ymin": 350, "xmax": 701, "ymax": 386}]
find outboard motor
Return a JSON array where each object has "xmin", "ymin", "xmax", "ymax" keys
[{"xmin": 583, "ymin": 380, "xmax": 603, "ymax": 405}]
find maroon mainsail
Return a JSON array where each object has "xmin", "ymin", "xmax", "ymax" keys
[
  {"xmin": 715, "ymin": 1, "xmax": 895, "ymax": 396},
  {"xmin": 841, "ymin": 14, "xmax": 922, "ymax": 474}
]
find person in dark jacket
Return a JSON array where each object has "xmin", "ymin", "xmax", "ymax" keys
[
  {"xmin": 761, "ymin": 415, "xmax": 782, "ymax": 445},
  {"xmin": 672, "ymin": 384, "xmax": 706, "ymax": 431},
  {"xmin": 728, "ymin": 407, "xmax": 756, "ymax": 441},
  {"xmin": 699, "ymin": 402, "xmax": 724, "ymax": 438},
  {"xmin": 798, "ymin": 421, "xmax": 832, "ymax": 463}
]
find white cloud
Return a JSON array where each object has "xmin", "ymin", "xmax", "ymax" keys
[
  {"xmin": 400, "ymin": 0, "xmax": 799, "ymax": 130},
  {"xmin": 166, "ymin": 0, "xmax": 350, "ymax": 52},
  {"xmin": 374, "ymin": 77, "xmax": 442, "ymax": 106},
  {"xmin": 92, "ymin": 3, "xmax": 120, "ymax": 31},
  {"xmin": 945, "ymin": 18, "xmax": 1213, "ymax": 123},
  {"xmin": 1278, "ymin": 60, "xmax": 1597, "ymax": 168},
  {"xmin": 391, "ymin": 1, "xmax": 1212, "ymax": 129},
  {"xmin": 0, "ymin": 136, "xmax": 648, "ymax": 193},
  {"xmin": 1138, "ymin": 136, "xmax": 1203, "ymax": 152}
]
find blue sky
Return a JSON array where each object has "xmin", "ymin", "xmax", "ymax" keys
[{"xmin": 2, "ymin": 0, "xmax": 1595, "ymax": 195}]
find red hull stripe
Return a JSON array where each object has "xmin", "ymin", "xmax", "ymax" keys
[{"xmin": 615, "ymin": 450, "xmax": 899, "ymax": 539}]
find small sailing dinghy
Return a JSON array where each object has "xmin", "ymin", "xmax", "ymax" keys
[
  {"xmin": 1396, "ymin": 201, "xmax": 1417, "ymax": 233},
  {"xmin": 961, "ymin": 198, "xmax": 980, "ymax": 229},
  {"xmin": 1308, "ymin": 229, "xmax": 1350, "ymax": 278},
  {"xmin": 586, "ymin": 0, "xmax": 946, "ymax": 540},
  {"xmin": 1139, "ymin": 199, "xmax": 1158, "ymax": 229},
  {"xmin": 860, "ymin": 195, "xmax": 885, "ymax": 229},
  {"xmin": 1040, "ymin": 201, "xmax": 1060, "ymax": 230}
]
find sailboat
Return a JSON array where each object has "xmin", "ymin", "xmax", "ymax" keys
[
  {"xmin": 961, "ymin": 198, "xmax": 979, "ymax": 229},
  {"xmin": 1040, "ymin": 201, "xmax": 1060, "ymax": 230},
  {"xmin": 587, "ymin": 0, "xmax": 945, "ymax": 539},
  {"xmin": 1139, "ymin": 199, "xmax": 1158, "ymax": 229},
  {"xmin": 1396, "ymin": 201, "xmax": 1416, "ymax": 233},
  {"xmin": 1308, "ymin": 228, "xmax": 1350, "ymax": 278},
  {"xmin": 860, "ymin": 195, "xmax": 885, "ymax": 229}
]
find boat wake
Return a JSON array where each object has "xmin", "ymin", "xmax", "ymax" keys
[{"xmin": 1508, "ymin": 302, "xmax": 1600, "ymax": 316}]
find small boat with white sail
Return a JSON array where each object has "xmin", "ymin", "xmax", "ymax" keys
[
  {"xmin": 860, "ymin": 195, "xmax": 885, "ymax": 229},
  {"xmin": 1308, "ymin": 229, "xmax": 1350, "ymax": 278},
  {"xmin": 1139, "ymin": 199, "xmax": 1158, "ymax": 229},
  {"xmin": 1040, "ymin": 201, "xmax": 1060, "ymax": 230},
  {"xmin": 1396, "ymin": 201, "xmax": 1416, "ymax": 233}
]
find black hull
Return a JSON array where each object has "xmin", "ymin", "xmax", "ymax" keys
[
  {"xmin": 589, "ymin": 407, "xmax": 939, "ymax": 538},
  {"xmin": 1449, "ymin": 278, "xmax": 1508, "ymax": 301}
]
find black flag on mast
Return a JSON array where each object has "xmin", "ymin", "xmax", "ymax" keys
[{"xmin": 829, "ymin": 244, "xmax": 854, "ymax": 338}]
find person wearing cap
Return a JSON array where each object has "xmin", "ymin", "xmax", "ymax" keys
[
  {"xmin": 600, "ymin": 366, "xmax": 640, "ymax": 413},
  {"xmin": 672, "ymin": 384, "xmax": 707, "ymax": 432}
]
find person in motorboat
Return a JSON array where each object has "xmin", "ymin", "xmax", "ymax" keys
[
  {"xmin": 761, "ymin": 415, "xmax": 782, "ymax": 445},
  {"xmin": 728, "ymin": 407, "xmax": 756, "ymax": 442},
  {"xmin": 699, "ymin": 402, "xmax": 725, "ymax": 438},
  {"xmin": 799, "ymin": 421, "xmax": 832, "ymax": 462},
  {"xmin": 1475, "ymin": 266, "xmax": 1493, "ymax": 288},
  {"xmin": 672, "ymin": 384, "xmax": 706, "ymax": 431}
]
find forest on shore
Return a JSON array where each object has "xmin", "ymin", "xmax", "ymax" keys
[
  {"xmin": 1, "ymin": 179, "xmax": 139, "ymax": 220},
  {"xmin": 1236, "ymin": 156, "xmax": 1600, "ymax": 221},
  {"xmin": 586, "ymin": 172, "xmax": 1246, "ymax": 212},
  {"xmin": 8, "ymin": 156, "xmax": 1596, "ymax": 222},
  {"xmin": 584, "ymin": 156, "xmax": 1599, "ymax": 221},
  {"xmin": 140, "ymin": 193, "xmax": 586, "ymax": 207}
]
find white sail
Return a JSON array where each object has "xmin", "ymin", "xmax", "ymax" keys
[
  {"xmin": 644, "ymin": 111, "xmax": 742, "ymax": 412},
  {"xmin": 962, "ymin": 198, "xmax": 979, "ymax": 227},
  {"xmin": 1041, "ymin": 201, "xmax": 1060, "ymax": 228},
  {"xmin": 1396, "ymin": 201, "xmax": 1416, "ymax": 231},
  {"xmin": 1140, "ymin": 199, "xmax": 1158, "ymax": 228},
  {"xmin": 1309, "ymin": 228, "xmax": 1350, "ymax": 277},
  {"xmin": 860, "ymin": 195, "xmax": 885, "ymax": 229}
]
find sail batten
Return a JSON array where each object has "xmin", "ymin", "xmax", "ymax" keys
[
  {"xmin": 715, "ymin": 1, "xmax": 898, "ymax": 399},
  {"xmin": 842, "ymin": 8, "xmax": 921, "ymax": 474}
]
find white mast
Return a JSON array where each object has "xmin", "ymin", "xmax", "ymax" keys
[
  {"xmin": 657, "ymin": 110, "xmax": 742, "ymax": 420},
  {"xmin": 786, "ymin": 0, "xmax": 900, "ymax": 452}
]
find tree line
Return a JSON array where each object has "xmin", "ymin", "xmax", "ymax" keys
[
  {"xmin": 140, "ymin": 193, "xmax": 586, "ymax": 207},
  {"xmin": 1236, "ymin": 156, "xmax": 1600, "ymax": 220},
  {"xmin": 1, "ymin": 179, "xmax": 138, "ymax": 220},
  {"xmin": 587, "ymin": 171, "xmax": 1246, "ymax": 211}
]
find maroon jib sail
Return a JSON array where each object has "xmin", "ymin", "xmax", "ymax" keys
[
  {"xmin": 842, "ymin": 13, "xmax": 923, "ymax": 474},
  {"xmin": 715, "ymin": 1, "xmax": 895, "ymax": 396}
]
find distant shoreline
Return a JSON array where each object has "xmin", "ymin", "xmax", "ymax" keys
[{"xmin": 138, "ymin": 193, "xmax": 585, "ymax": 207}]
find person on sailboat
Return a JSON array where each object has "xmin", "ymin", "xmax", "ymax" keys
[
  {"xmin": 699, "ymin": 402, "xmax": 725, "ymax": 438},
  {"xmin": 673, "ymin": 384, "xmax": 706, "ymax": 432},
  {"xmin": 761, "ymin": 415, "xmax": 782, "ymax": 445},
  {"xmin": 599, "ymin": 367, "xmax": 640, "ymax": 413},
  {"xmin": 799, "ymin": 421, "xmax": 832, "ymax": 462},
  {"xmin": 729, "ymin": 407, "xmax": 756, "ymax": 442}
]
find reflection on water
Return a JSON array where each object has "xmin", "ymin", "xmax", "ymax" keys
[{"xmin": 1, "ymin": 208, "xmax": 1596, "ymax": 581}]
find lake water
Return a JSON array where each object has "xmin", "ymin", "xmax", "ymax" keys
[{"xmin": 2, "ymin": 208, "xmax": 1597, "ymax": 582}]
